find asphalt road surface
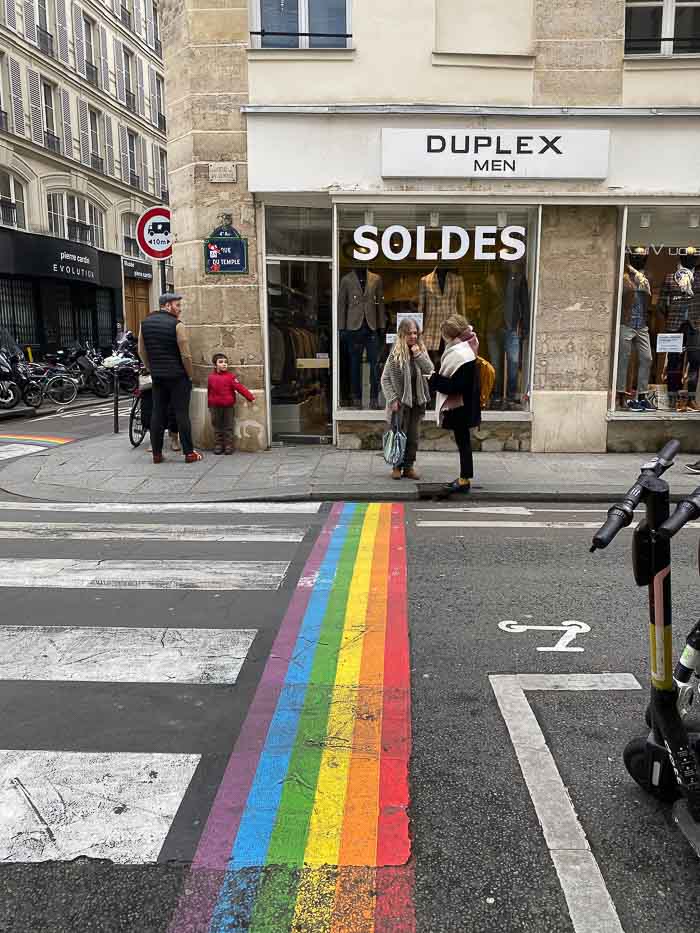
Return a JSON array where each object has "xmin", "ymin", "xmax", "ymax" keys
[{"xmin": 0, "ymin": 497, "xmax": 699, "ymax": 932}]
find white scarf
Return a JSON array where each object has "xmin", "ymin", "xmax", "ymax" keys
[{"xmin": 436, "ymin": 338, "xmax": 475, "ymax": 427}]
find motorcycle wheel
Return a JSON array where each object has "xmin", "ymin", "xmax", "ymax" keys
[
  {"xmin": 0, "ymin": 381, "xmax": 21, "ymax": 410},
  {"xmin": 45, "ymin": 374, "xmax": 78, "ymax": 406},
  {"xmin": 22, "ymin": 381, "xmax": 44, "ymax": 409},
  {"xmin": 89, "ymin": 372, "xmax": 112, "ymax": 398}
]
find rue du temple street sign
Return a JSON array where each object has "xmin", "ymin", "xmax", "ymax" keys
[{"xmin": 204, "ymin": 215, "xmax": 249, "ymax": 275}]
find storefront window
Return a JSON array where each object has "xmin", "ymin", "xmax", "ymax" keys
[
  {"xmin": 614, "ymin": 208, "xmax": 700, "ymax": 413},
  {"xmin": 336, "ymin": 205, "xmax": 537, "ymax": 413}
]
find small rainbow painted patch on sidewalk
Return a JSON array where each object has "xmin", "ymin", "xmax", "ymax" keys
[
  {"xmin": 0, "ymin": 434, "xmax": 72, "ymax": 446},
  {"xmin": 169, "ymin": 502, "xmax": 414, "ymax": 933}
]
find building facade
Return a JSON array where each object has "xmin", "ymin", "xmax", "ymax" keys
[
  {"xmin": 163, "ymin": 0, "xmax": 700, "ymax": 453},
  {"xmin": 0, "ymin": 0, "xmax": 169, "ymax": 356}
]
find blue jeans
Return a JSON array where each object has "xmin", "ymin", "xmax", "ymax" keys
[
  {"xmin": 348, "ymin": 321, "xmax": 380, "ymax": 402},
  {"xmin": 487, "ymin": 328, "xmax": 521, "ymax": 400}
]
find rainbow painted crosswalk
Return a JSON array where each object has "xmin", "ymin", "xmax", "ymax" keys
[{"xmin": 169, "ymin": 502, "xmax": 414, "ymax": 933}]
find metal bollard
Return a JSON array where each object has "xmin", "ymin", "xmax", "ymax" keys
[{"xmin": 113, "ymin": 371, "xmax": 119, "ymax": 434}]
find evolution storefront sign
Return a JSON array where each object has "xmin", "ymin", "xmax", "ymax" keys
[
  {"xmin": 0, "ymin": 228, "xmax": 122, "ymax": 288},
  {"xmin": 353, "ymin": 224, "xmax": 526, "ymax": 261},
  {"xmin": 381, "ymin": 128, "xmax": 610, "ymax": 179}
]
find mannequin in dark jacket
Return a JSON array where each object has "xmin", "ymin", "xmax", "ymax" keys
[{"xmin": 429, "ymin": 314, "xmax": 482, "ymax": 495}]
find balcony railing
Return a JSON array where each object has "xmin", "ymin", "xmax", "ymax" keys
[
  {"xmin": 67, "ymin": 218, "xmax": 94, "ymax": 245},
  {"xmin": 0, "ymin": 110, "xmax": 8, "ymax": 133},
  {"xmin": 0, "ymin": 199, "xmax": 17, "ymax": 226},
  {"xmin": 157, "ymin": 112, "xmax": 166, "ymax": 133},
  {"xmin": 624, "ymin": 34, "xmax": 700, "ymax": 54},
  {"xmin": 120, "ymin": 4, "xmax": 132, "ymax": 28},
  {"xmin": 129, "ymin": 171, "xmax": 141, "ymax": 190},
  {"xmin": 124, "ymin": 235, "xmax": 140, "ymax": 257},
  {"xmin": 125, "ymin": 90, "xmax": 137, "ymax": 114},
  {"xmin": 154, "ymin": 37, "xmax": 162, "ymax": 57},
  {"xmin": 85, "ymin": 61, "xmax": 99, "ymax": 87},
  {"xmin": 160, "ymin": 188, "xmax": 169, "ymax": 204},
  {"xmin": 37, "ymin": 25, "xmax": 55, "ymax": 57},
  {"xmin": 44, "ymin": 130, "xmax": 62, "ymax": 154},
  {"xmin": 90, "ymin": 152, "xmax": 104, "ymax": 173}
]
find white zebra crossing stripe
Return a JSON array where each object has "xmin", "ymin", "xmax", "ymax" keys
[
  {"xmin": 416, "ymin": 520, "xmax": 698, "ymax": 531},
  {"xmin": 0, "ymin": 521, "xmax": 306, "ymax": 542},
  {"xmin": 0, "ymin": 444, "xmax": 47, "ymax": 461},
  {"xmin": 0, "ymin": 626, "xmax": 257, "ymax": 683},
  {"xmin": 0, "ymin": 749, "xmax": 200, "ymax": 863},
  {"xmin": 0, "ymin": 501, "xmax": 321, "ymax": 514},
  {"xmin": 0, "ymin": 559, "xmax": 289, "ymax": 590}
]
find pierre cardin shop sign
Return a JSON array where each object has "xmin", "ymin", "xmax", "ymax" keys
[
  {"xmin": 0, "ymin": 228, "xmax": 122, "ymax": 288},
  {"xmin": 381, "ymin": 128, "xmax": 610, "ymax": 179}
]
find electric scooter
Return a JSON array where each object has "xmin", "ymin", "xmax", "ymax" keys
[{"xmin": 590, "ymin": 440, "xmax": 700, "ymax": 856}]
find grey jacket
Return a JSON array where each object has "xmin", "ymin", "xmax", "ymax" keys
[
  {"xmin": 381, "ymin": 349, "xmax": 434, "ymax": 415},
  {"xmin": 338, "ymin": 270, "xmax": 386, "ymax": 332}
]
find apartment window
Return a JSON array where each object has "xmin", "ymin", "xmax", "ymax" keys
[
  {"xmin": 155, "ymin": 75, "xmax": 165, "ymax": 132},
  {"xmin": 127, "ymin": 129, "xmax": 140, "ymax": 188},
  {"xmin": 252, "ymin": 0, "xmax": 350, "ymax": 48},
  {"xmin": 0, "ymin": 59, "xmax": 8, "ymax": 133},
  {"xmin": 84, "ymin": 15, "xmax": 99, "ymax": 86},
  {"xmin": 37, "ymin": 0, "xmax": 55, "ymax": 56},
  {"xmin": 47, "ymin": 192, "xmax": 104, "ymax": 248},
  {"xmin": 123, "ymin": 47, "xmax": 137, "ymax": 113},
  {"xmin": 153, "ymin": 2, "xmax": 162, "ymax": 55},
  {"xmin": 121, "ymin": 0, "xmax": 132, "ymax": 29},
  {"xmin": 159, "ymin": 147, "xmax": 168, "ymax": 200},
  {"xmin": 88, "ymin": 108, "xmax": 104, "ymax": 172},
  {"xmin": 122, "ymin": 212, "xmax": 144, "ymax": 258},
  {"xmin": 42, "ymin": 81, "xmax": 61, "ymax": 153},
  {"xmin": 0, "ymin": 171, "xmax": 26, "ymax": 228},
  {"xmin": 625, "ymin": 0, "xmax": 700, "ymax": 54}
]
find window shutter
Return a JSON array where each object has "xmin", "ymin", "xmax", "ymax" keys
[
  {"xmin": 145, "ymin": 0, "xmax": 154, "ymax": 46},
  {"xmin": 23, "ymin": 0, "xmax": 35, "ymax": 42},
  {"xmin": 148, "ymin": 65, "xmax": 158, "ymax": 126},
  {"xmin": 78, "ymin": 98, "xmax": 89, "ymax": 165},
  {"xmin": 55, "ymin": 0, "xmax": 69, "ymax": 63},
  {"xmin": 27, "ymin": 68, "xmax": 43, "ymax": 145},
  {"xmin": 137, "ymin": 135, "xmax": 148, "ymax": 190},
  {"xmin": 136, "ymin": 57, "xmax": 145, "ymax": 116},
  {"xmin": 61, "ymin": 88, "xmax": 73, "ymax": 158},
  {"xmin": 110, "ymin": 0, "xmax": 118, "ymax": 16},
  {"xmin": 4, "ymin": 0, "xmax": 16, "ymax": 30},
  {"xmin": 104, "ymin": 115, "xmax": 114, "ymax": 175},
  {"xmin": 113, "ymin": 38, "xmax": 126, "ymax": 104},
  {"xmin": 9, "ymin": 58, "xmax": 24, "ymax": 135},
  {"xmin": 99, "ymin": 25, "xmax": 109, "ymax": 90},
  {"xmin": 119, "ymin": 123, "xmax": 129, "ymax": 182},
  {"xmin": 133, "ymin": 0, "xmax": 142, "ymax": 35},
  {"xmin": 151, "ymin": 142, "xmax": 161, "ymax": 198},
  {"xmin": 72, "ymin": 4, "xmax": 86, "ymax": 77}
]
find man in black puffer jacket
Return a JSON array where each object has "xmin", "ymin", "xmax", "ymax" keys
[{"xmin": 138, "ymin": 293, "xmax": 202, "ymax": 464}]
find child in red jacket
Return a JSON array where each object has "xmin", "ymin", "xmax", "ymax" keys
[{"xmin": 207, "ymin": 353, "xmax": 256, "ymax": 454}]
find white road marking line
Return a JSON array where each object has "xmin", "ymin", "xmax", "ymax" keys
[
  {"xmin": 0, "ymin": 559, "xmax": 289, "ymax": 590},
  {"xmin": 418, "ymin": 520, "xmax": 618, "ymax": 530},
  {"xmin": 0, "ymin": 625, "xmax": 256, "ymax": 683},
  {"xmin": 416, "ymin": 507, "xmax": 615, "ymax": 515},
  {"xmin": 0, "ymin": 749, "xmax": 200, "ymax": 863},
  {"xmin": 0, "ymin": 444, "xmax": 47, "ymax": 460},
  {"xmin": 0, "ymin": 501, "xmax": 321, "ymax": 514},
  {"xmin": 0, "ymin": 521, "xmax": 306, "ymax": 542},
  {"xmin": 490, "ymin": 673, "xmax": 642, "ymax": 933},
  {"xmin": 498, "ymin": 619, "xmax": 590, "ymax": 652}
]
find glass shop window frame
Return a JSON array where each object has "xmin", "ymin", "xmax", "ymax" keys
[
  {"xmin": 249, "ymin": 0, "xmax": 352, "ymax": 49},
  {"xmin": 332, "ymin": 202, "xmax": 542, "ymax": 422},
  {"xmin": 625, "ymin": 0, "xmax": 700, "ymax": 56},
  {"xmin": 609, "ymin": 205, "xmax": 700, "ymax": 417}
]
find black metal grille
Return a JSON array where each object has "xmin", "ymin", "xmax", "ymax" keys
[
  {"xmin": 129, "ymin": 171, "xmax": 141, "ymax": 190},
  {"xmin": 90, "ymin": 152, "xmax": 104, "ymax": 173},
  {"xmin": 157, "ymin": 112, "xmax": 166, "ymax": 133},
  {"xmin": 250, "ymin": 30, "xmax": 351, "ymax": 38},
  {"xmin": 96, "ymin": 288, "xmax": 115, "ymax": 350},
  {"xmin": 85, "ymin": 61, "xmax": 99, "ymax": 87},
  {"xmin": 67, "ymin": 218, "xmax": 94, "ymax": 245},
  {"xmin": 625, "ymin": 34, "xmax": 700, "ymax": 54},
  {"xmin": 125, "ymin": 90, "xmax": 137, "ymax": 113},
  {"xmin": 0, "ymin": 200, "xmax": 17, "ymax": 226},
  {"xmin": 45, "ymin": 130, "xmax": 61, "ymax": 153},
  {"xmin": 124, "ymin": 235, "xmax": 140, "ymax": 257},
  {"xmin": 37, "ymin": 26, "xmax": 55, "ymax": 57},
  {"xmin": 0, "ymin": 276, "xmax": 39, "ymax": 347}
]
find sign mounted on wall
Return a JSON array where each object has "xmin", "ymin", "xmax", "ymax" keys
[
  {"xmin": 136, "ymin": 207, "xmax": 172, "ymax": 260},
  {"xmin": 381, "ymin": 128, "xmax": 610, "ymax": 179},
  {"xmin": 204, "ymin": 214, "xmax": 248, "ymax": 275}
]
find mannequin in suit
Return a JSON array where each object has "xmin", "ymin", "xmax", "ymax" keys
[
  {"xmin": 418, "ymin": 264, "xmax": 466, "ymax": 365},
  {"xmin": 482, "ymin": 261, "xmax": 529, "ymax": 407},
  {"xmin": 338, "ymin": 267, "xmax": 386, "ymax": 408}
]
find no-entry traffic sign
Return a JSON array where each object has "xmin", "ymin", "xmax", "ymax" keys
[{"xmin": 136, "ymin": 206, "xmax": 172, "ymax": 260}]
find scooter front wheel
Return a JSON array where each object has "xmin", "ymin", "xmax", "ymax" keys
[{"xmin": 623, "ymin": 736, "xmax": 680, "ymax": 803}]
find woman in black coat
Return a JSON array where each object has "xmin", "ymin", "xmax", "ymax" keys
[{"xmin": 428, "ymin": 314, "xmax": 482, "ymax": 495}]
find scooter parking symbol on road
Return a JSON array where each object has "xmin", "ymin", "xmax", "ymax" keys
[{"xmin": 498, "ymin": 619, "xmax": 590, "ymax": 652}]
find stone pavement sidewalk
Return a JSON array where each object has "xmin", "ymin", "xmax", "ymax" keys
[{"xmin": 1, "ymin": 432, "xmax": 700, "ymax": 503}]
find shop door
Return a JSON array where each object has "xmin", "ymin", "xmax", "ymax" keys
[
  {"xmin": 267, "ymin": 259, "xmax": 332, "ymax": 443},
  {"xmin": 124, "ymin": 279, "xmax": 150, "ymax": 336}
]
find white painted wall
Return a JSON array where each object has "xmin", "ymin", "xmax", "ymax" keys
[
  {"xmin": 623, "ymin": 63, "xmax": 700, "ymax": 107},
  {"xmin": 435, "ymin": 0, "xmax": 534, "ymax": 56},
  {"xmin": 247, "ymin": 113, "xmax": 700, "ymax": 198}
]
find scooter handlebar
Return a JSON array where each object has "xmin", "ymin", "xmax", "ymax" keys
[
  {"xmin": 653, "ymin": 439, "xmax": 682, "ymax": 474},
  {"xmin": 658, "ymin": 492, "xmax": 700, "ymax": 539},
  {"xmin": 590, "ymin": 504, "xmax": 634, "ymax": 551}
]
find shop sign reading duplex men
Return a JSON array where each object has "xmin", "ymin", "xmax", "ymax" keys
[{"xmin": 381, "ymin": 129, "xmax": 610, "ymax": 179}]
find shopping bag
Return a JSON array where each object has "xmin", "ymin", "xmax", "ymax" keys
[{"xmin": 382, "ymin": 411, "xmax": 407, "ymax": 466}]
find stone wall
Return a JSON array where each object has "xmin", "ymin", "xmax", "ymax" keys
[
  {"xmin": 534, "ymin": 0, "xmax": 624, "ymax": 105},
  {"xmin": 337, "ymin": 420, "xmax": 532, "ymax": 452},
  {"xmin": 608, "ymin": 419, "xmax": 700, "ymax": 454},
  {"xmin": 161, "ymin": 0, "xmax": 267, "ymax": 452}
]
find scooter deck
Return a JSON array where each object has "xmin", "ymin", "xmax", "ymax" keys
[{"xmin": 673, "ymin": 799, "xmax": 700, "ymax": 857}]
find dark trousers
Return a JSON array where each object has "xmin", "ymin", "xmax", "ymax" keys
[
  {"xmin": 141, "ymin": 391, "xmax": 178, "ymax": 434},
  {"xmin": 399, "ymin": 404, "xmax": 423, "ymax": 468},
  {"xmin": 453, "ymin": 424, "xmax": 474, "ymax": 480},
  {"xmin": 210, "ymin": 406, "xmax": 234, "ymax": 448},
  {"xmin": 151, "ymin": 377, "xmax": 193, "ymax": 456},
  {"xmin": 349, "ymin": 321, "xmax": 380, "ymax": 402}
]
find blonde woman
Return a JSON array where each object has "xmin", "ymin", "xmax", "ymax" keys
[
  {"xmin": 428, "ymin": 314, "xmax": 481, "ymax": 495},
  {"xmin": 380, "ymin": 317, "xmax": 434, "ymax": 480}
]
